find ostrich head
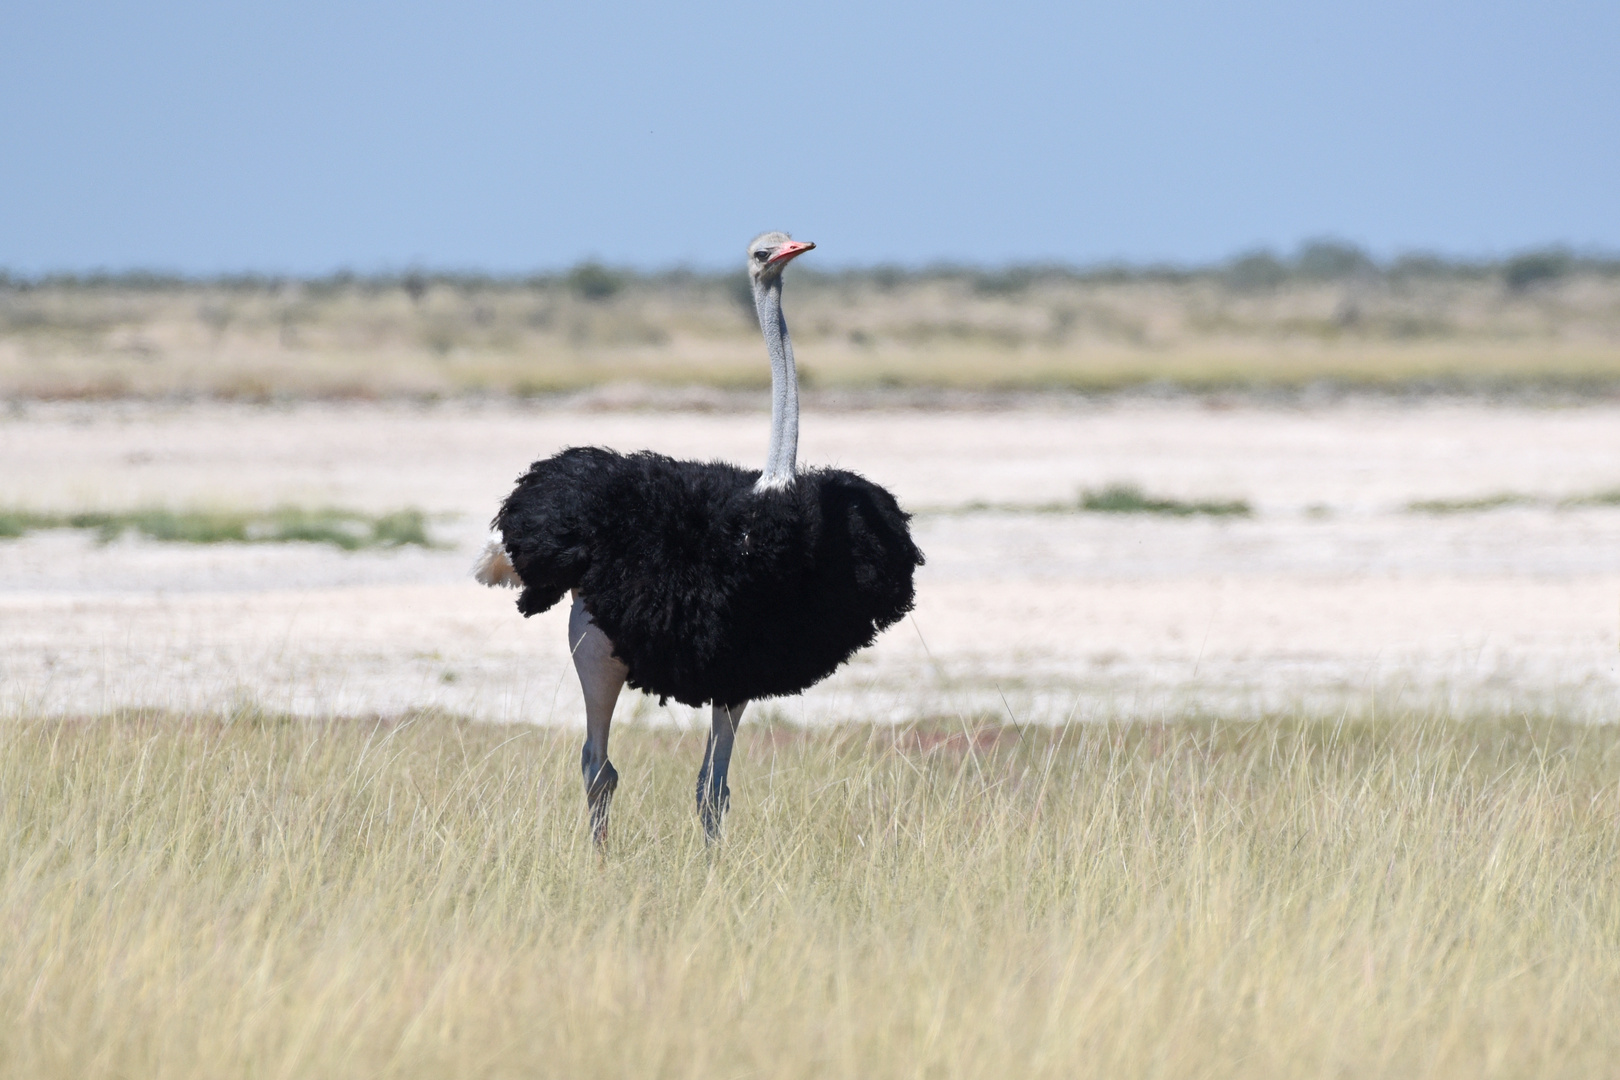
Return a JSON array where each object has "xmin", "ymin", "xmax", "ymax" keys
[{"xmin": 747, "ymin": 231, "xmax": 815, "ymax": 285}]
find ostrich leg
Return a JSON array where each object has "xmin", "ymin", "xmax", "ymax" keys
[
  {"xmin": 569, "ymin": 595, "xmax": 627, "ymax": 846},
  {"xmin": 696, "ymin": 700, "xmax": 748, "ymax": 841}
]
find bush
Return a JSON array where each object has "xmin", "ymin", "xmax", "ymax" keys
[
  {"xmin": 566, "ymin": 262, "xmax": 624, "ymax": 301},
  {"xmin": 1504, "ymin": 249, "xmax": 1572, "ymax": 291}
]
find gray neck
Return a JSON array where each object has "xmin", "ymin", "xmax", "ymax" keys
[{"xmin": 752, "ymin": 275, "xmax": 798, "ymax": 490}]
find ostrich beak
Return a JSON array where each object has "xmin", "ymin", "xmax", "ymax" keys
[{"xmin": 768, "ymin": 240, "xmax": 816, "ymax": 266}]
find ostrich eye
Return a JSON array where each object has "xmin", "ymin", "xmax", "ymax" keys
[{"xmin": 753, "ymin": 250, "xmax": 768, "ymax": 262}]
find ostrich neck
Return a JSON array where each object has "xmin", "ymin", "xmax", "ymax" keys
[{"xmin": 752, "ymin": 276, "xmax": 798, "ymax": 490}]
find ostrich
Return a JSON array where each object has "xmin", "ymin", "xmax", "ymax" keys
[{"xmin": 475, "ymin": 232, "xmax": 923, "ymax": 843}]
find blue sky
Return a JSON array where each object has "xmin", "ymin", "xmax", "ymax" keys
[{"xmin": 2, "ymin": 0, "xmax": 1616, "ymax": 273}]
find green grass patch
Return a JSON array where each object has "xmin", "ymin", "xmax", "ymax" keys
[
  {"xmin": 938, "ymin": 484, "xmax": 1253, "ymax": 518},
  {"xmin": 1407, "ymin": 492, "xmax": 1537, "ymax": 513},
  {"xmin": 0, "ymin": 509, "xmax": 58, "ymax": 539},
  {"xmin": 1408, "ymin": 487, "xmax": 1620, "ymax": 513},
  {"xmin": 1561, "ymin": 487, "xmax": 1620, "ymax": 508},
  {"xmin": 1078, "ymin": 483, "xmax": 1253, "ymax": 516},
  {"xmin": 0, "ymin": 506, "xmax": 439, "ymax": 549}
]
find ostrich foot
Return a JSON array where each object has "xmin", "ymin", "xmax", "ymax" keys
[
  {"xmin": 695, "ymin": 774, "xmax": 730, "ymax": 843},
  {"xmin": 586, "ymin": 760, "xmax": 619, "ymax": 847},
  {"xmin": 695, "ymin": 700, "xmax": 745, "ymax": 844}
]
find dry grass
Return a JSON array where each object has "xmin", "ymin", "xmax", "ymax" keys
[
  {"xmin": 4, "ymin": 267, "xmax": 1620, "ymax": 399},
  {"xmin": 4, "ymin": 710, "xmax": 1619, "ymax": 1078}
]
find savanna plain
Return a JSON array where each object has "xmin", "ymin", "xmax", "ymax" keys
[{"xmin": 4, "ymin": 251, "xmax": 1620, "ymax": 1078}]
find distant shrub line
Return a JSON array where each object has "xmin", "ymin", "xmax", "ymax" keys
[{"xmin": 4, "ymin": 241, "xmax": 1616, "ymax": 297}]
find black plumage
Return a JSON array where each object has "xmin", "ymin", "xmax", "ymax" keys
[{"xmin": 494, "ymin": 446, "xmax": 924, "ymax": 708}]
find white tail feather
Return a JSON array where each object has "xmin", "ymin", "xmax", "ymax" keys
[{"xmin": 473, "ymin": 536, "xmax": 521, "ymax": 588}]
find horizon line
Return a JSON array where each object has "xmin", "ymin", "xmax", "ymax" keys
[
  {"xmin": 9, "ymin": 238, "xmax": 1620, "ymax": 284},
  {"xmin": 5, "ymin": 239, "xmax": 1619, "ymax": 286}
]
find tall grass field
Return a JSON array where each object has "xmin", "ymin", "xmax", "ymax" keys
[{"xmin": 5, "ymin": 712, "xmax": 1618, "ymax": 1077}]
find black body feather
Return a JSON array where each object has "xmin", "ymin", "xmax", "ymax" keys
[{"xmin": 494, "ymin": 447, "xmax": 924, "ymax": 708}]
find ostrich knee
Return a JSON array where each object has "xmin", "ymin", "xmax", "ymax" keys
[{"xmin": 697, "ymin": 701, "xmax": 748, "ymax": 840}]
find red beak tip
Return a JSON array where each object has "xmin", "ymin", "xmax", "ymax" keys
[{"xmin": 769, "ymin": 241, "xmax": 816, "ymax": 266}]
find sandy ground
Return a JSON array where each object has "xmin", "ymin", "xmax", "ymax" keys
[{"xmin": 2, "ymin": 397, "xmax": 1618, "ymax": 725}]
